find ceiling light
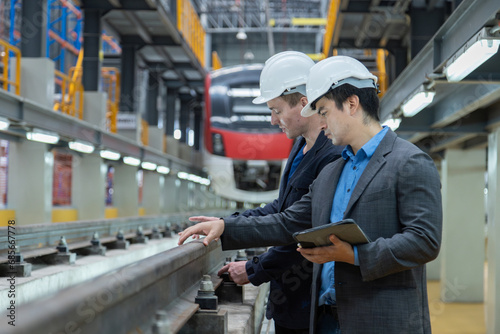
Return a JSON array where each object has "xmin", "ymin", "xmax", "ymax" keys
[
  {"xmin": 100, "ymin": 149, "xmax": 121, "ymax": 161},
  {"xmin": 382, "ymin": 118, "xmax": 402, "ymax": 131},
  {"xmin": 156, "ymin": 166, "xmax": 170, "ymax": 174},
  {"xmin": 123, "ymin": 156, "xmax": 141, "ymax": 166},
  {"xmin": 188, "ymin": 174, "xmax": 202, "ymax": 183},
  {"xmin": 236, "ymin": 29, "xmax": 247, "ymax": 40},
  {"xmin": 401, "ymin": 91, "xmax": 435, "ymax": 118},
  {"xmin": 141, "ymin": 161, "xmax": 157, "ymax": 170},
  {"xmin": 68, "ymin": 140, "xmax": 94, "ymax": 154},
  {"xmin": 0, "ymin": 117, "xmax": 10, "ymax": 130},
  {"xmin": 177, "ymin": 171, "xmax": 189, "ymax": 180},
  {"xmin": 444, "ymin": 28, "xmax": 500, "ymax": 82},
  {"xmin": 26, "ymin": 128, "xmax": 60, "ymax": 144}
]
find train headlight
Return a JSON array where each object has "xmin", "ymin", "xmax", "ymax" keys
[{"xmin": 212, "ymin": 133, "xmax": 225, "ymax": 156}]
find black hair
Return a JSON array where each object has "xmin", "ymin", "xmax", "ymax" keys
[{"xmin": 312, "ymin": 84, "xmax": 380, "ymax": 123}]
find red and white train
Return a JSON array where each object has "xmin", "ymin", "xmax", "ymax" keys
[{"xmin": 203, "ymin": 64, "xmax": 293, "ymax": 203}]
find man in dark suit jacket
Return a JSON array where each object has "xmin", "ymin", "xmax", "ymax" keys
[
  {"xmin": 190, "ymin": 51, "xmax": 343, "ymax": 333},
  {"xmin": 179, "ymin": 56, "xmax": 442, "ymax": 334}
]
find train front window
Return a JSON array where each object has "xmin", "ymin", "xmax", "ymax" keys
[{"xmin": 210, "ymin": 83, "xmax": 278, "ymax": 132}]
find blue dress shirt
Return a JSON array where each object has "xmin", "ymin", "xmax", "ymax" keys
[
  {"xmin": 318, "ymin": 126, "xmax": 388, "ymax": 306},
  {"xmin": 287, "ymin": 143, "xmax": 306, "ymax": 183}
]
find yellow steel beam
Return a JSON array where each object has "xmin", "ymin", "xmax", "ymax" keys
[
  {"xmin": 322, "ymin": 0, "xmax": 341, "ymax": 57},
  {"xmin": 291, "ymin": 17, "xmax": 327, "ymax": 26}
]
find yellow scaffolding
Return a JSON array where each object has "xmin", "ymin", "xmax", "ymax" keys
[
  {"xmin": 374, "ymin": 49, "xmax": 388, "ymax": 97},
  {"xmin": 177, "ymin": 0, "xmax": 206, "ymax": 67},
  {"xmin": 53, "ymin": 69, "xmax": 84, "ymax": 119},
  {"xmin": 322, "ymin": 0, "xmax": 341, "ymax": 58},
  {"xmin": 212, "ymin": 51, "xmax": 223, "ymax": 70},
  {"xmin": 101, "ymin": 67, "xmax": 121, "ymax": 133},
  {"xmin": 0, "ymin": 38, "xmax": 21, "ymax": 95}
]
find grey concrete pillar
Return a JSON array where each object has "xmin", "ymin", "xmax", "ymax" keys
[
  {"xmin": 165, "ymin": 88, "xmax": 177, "ymax": 137},
  {"xmin": 82, "ymin": 9, "xmax": 102, "ymax": 91},
  {"xmin": 441, "ymin": 148, "xmax": 486, "ymax": 302},
  {"xmin": 21, "ymin": 0, "xmax": 46, "ymax": 57},
  {"xmin": 72, "ymin": 154, "xmax": 106, "ymax": 220},
  {"xmin": 119, "ymin": 45, "xmax": 136, "ymax": 112},
  {"xmin": 8, "ymin": 141, "xmax": 53, "ymax": 225},
  {"xmin": 162, "ymin": 175, "xmax": 179, "ymax": 213},
  {"xmin": 143, "ymin": 171, "xmax": 161, "ymax": 215},
  {"xmin": 179, "ymin": 95, "xmax": 191, "ymax": 144},
  {"xmin": 486, "ymin": 128, "xmax": 500, "ymax": 334},
  {"xmin": 145, "ymin": 71, "xmax": 160, "ymax": 126},
  {"xmin": 21, "ymin": 58, "xmax": 55, "ymax": 109},
  {"xmin": 113, "ymin": 164, "xmax": 139, "ymax": 217}
]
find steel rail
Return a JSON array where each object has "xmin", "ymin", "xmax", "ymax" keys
[
  {"xmin": 0, "ymin": 209, "xmax": 233, "ymax": 262},
  {"xmin": 2, "ymin": 240, "xmax": 233, "ymax": 334}
]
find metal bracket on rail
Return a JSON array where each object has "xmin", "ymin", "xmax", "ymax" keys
[
  {"xmin": 216, "ymin": 257, "xmax": 243, "ymax": 303},
  {"xmin": 46, "ymin": 236, "xmax": 76, "ymax": 264},
  {"xmin": 180, "ymin": 275, "xmax": 228, "ymax": 334},
  {"xmin": 0, "ymin": 245, "xmax": 32, "ymax": 277},
  {"xmin": 162, "ymin": 223, "xmax": 172, "ymax": 238},
  {"xmin": 151, "ymin": 226, "xmax": 163, "ymax": 240},
  {"xmin": 151, "ymin": 310, "xmax": 171, "ymax": 334},
  {"xmin": 79, "ymin": 232, "xmax": 107, "ymax": 256},
  {"xmin": 112, "ymin": 229, "xmax": 130, "ymax": 249},
  {"xmin": 132, "ymin": 226, "xmax": 149, "ymax": 244}
]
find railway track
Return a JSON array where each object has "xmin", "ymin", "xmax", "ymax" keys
[{"xmin": 0, "ymin": 211, "xmax": 269, "ymax": 334}]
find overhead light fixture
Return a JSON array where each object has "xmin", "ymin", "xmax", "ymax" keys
[
  {"xmin": 188, "ymin": 174, "xmax": 202, "ymax": 183},
  {"xmin": 444, "ymin": 27, "xmax": 500, "ymax": 82},
  {"xmin": 401, "ymin": 90, "xmax": 435, "ymax": 118},
  {"xmin": 156, "ymin": 166, "xmax": 170, "ymax": 174},
  {"xmin": 0, "ymin": 117, "xmax": 10, "ymax": 131},
  {"xmin": 100, "ymin": 149, "xmax": 121, "ymax": 161},
  {"xmin": 123, "ymin": 156, "xmax": 141, "ymax": 166},
  {"xmin": 68, "ymin": 140, "xmax": 94, "ymax": 154},
  {"xmin": 236, "ymin": 29, "xmax": 247, "ymax": 40},
  {"xmin": 177, "ymin": 171, "xmax": 189, "ymax": 180},
  {"xmin": 141, "ymin": 161, "xmax": 157, "ymax": 170},
  {"xmin": 382, "ymin": 118, "xmax": 402, "ymax": 131},
  {"xmin": 26, "ymin": 128, "xmax": 60, "ymax": 144}
]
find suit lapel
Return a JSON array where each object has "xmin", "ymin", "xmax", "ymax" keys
[{"xmin": 344, "ymin": 130, "xmax": 396, "ymax": 217}]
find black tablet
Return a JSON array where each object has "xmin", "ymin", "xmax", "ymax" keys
[{"xmin": 293, "ymin": 219, "xmax": 370, "ymax": 248}]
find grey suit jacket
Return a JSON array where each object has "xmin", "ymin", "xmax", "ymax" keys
[{"xmin": 222, "ymin": 129, "xmax": 442, "ymax": 334}]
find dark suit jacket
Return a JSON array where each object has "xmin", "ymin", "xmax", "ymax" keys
[
  {"xmin": 233, "ymin": 131, "xmax": 343, "ymax": 329},
  {"xmin": 222, "ymin": 129, "xmax": 442, "ymax": 334}
]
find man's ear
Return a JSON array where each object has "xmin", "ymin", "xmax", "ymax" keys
[
  {"xmin": 300, "ymin": 96, "xmax": 308, "ymax": 107},
  {"xmin": 347, "ymin": 95, "xmax": 360, "ymax": 115}
]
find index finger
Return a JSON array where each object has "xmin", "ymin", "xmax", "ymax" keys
[
  {"xmin": 178, "ymin": 226, "xmax": 200, "ymax": 245},
  {"xmin": 217, "ymin": 264, "xmax": 230, "ymax": 276}
]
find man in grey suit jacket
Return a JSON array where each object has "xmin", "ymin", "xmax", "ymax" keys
[{"xmin": 179, "ymin": 56, "xmax": 442, "ymax": 334}]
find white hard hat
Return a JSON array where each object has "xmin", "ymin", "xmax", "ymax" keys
[
  {"xmin": 252, "ymin": 51, "xmax": 315, "ymax": 104},
  {"xmin": 301, "ymin": 56, "xmax": 378, "ymax": 117}
]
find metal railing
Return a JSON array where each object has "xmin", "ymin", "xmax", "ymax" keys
[
  {"xmin": 177, "ymin": 0, "xmax": 205, "ymax": 67},
  {"xmin": 53, "ymin": 68, "xmax": 84, "ymax": 119},
  {"xmin": 0, "ymin": 38, "xmax": 20, "ymax": 95},
  {"xmin": 101, "ymin": 67, "xmax": 120, "ymax": 133}
]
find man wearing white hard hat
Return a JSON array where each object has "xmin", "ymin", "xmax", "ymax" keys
[
  {"xmin": 190, "ymin": 51, "xmax": 343, "ymax": 333},
  {"xmin": 181, "ymin": 55, "xmax": 442, "ymax": 334}
]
